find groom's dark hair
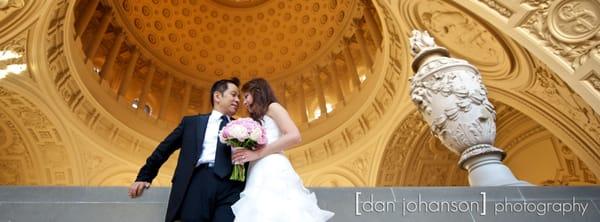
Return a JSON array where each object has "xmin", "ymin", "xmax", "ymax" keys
[{"xmin": 210, "ymin": 77, "xmax": 240, "ymax": 107}]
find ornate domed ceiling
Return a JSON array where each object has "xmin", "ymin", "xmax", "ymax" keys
[
  {"xmin": 71, "ymin": 0, "xmax": 384, "ymax": 143},
  {"xmin": 115, "ymin": 0, "xmax": 359, "ymax": 81}
]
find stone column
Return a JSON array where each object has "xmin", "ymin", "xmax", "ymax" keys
[
  {"xmin": 75, "ymin": 0, "xmax": 101, "ymax": 38},
  {"xmin": 354, "ymin": 27, "xmax": 374, "ymax": 68},
  {"xmin": 342, "ymin": 42, "xmax": 361, "ymax": 91},
  {"xmin": 117, "ymin": 47, "xmax": 140, "ymax": 100},
  {"xmin": 201, "ymin": 87, "xmax": 210, "ymax": 113},
  {"xmin": 100, "ymin": 30, "xmax": 125, "ymax": 82},
  {"xmin": 297, "ymin": 76, "xmax": 308, "ymax": 123},
  {"xmin": 408, "ymin": 30, "xmax": 530, "ymax": 186},
  {"xmin": 85, "ymin": 8, "xmax": 113, "ymax": 62},
  {"xmin": 313, "ymin": 67, "xmax": 328, "ymax": 119},
  {"xmin": 158, "ymin": 75, "xmax": 173, "ymax": 120},
  {"xmin": 362, "ymin": 7, "xmax": 382, "ymax": 47},
  {"xmin": 138, "ymin": 63, "xmax": 155, "ymax": 115},
  {"xmin": 327, "ymin": 58, "xmax": 346, "ymax": 104},
  {"xmin": 278, "ymin": 82, "xmax": 287, "ymax": 108},
  {"xmin": 181, "ymin": 81, "xmax": 192, "ymax": 116}
]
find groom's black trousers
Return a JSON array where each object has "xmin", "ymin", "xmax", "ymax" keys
[{"xmin": 176, "ymin": 164, "xmax": 244, "ymax": 222}]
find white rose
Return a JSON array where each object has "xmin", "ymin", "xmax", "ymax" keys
[
  {"xmin": 249, "ymin": 128, "xmax": 262, "ymax": 141},
  {"xmin": 229, "ymin": 125, "xmax": 248, "ymax": 141}
]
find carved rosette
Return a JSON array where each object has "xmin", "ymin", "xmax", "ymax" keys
[{"xmin": 409, "ymin": 30, "xmax": 504, "ymax": 168}]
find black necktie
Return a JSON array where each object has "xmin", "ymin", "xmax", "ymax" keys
[{"xmin": 213, "ymin": 115, "xmax": 231, "ymax": 178}]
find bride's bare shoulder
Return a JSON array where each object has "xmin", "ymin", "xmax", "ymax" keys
[
  {"xmin": 268, "ymin": 102, "xmax": 284, "ymax": 110},
  {"xmin": 266, "ymin": 103, "xmax": 288, "ymax": 117}
]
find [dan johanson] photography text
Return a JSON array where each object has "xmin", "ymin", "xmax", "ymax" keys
[{"xmin": 354, "ymin": 191, "xmax": 589, "ymax": 216}]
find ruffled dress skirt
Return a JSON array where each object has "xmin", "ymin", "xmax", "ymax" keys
[{"xmin": 231, "ymin": 153, "xmax": 334, "ymax": 222}]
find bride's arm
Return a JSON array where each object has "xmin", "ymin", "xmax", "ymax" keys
[
  {"xmin": 232, "ymin": 103, "xmax": 301, "ymax": 162},
  {"xmin": 258, "ymin": 103, "xmax": 301, "ymax": 157}
]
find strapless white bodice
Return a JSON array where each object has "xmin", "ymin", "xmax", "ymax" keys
[{"xmin": 261, "ymin": 115, "xmax": 281, "ymax": 145}]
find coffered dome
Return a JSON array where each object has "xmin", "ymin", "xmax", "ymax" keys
[
  {"xmin": 115, "ymin": 0, "xmax": 361, "ymax": 81},
  {"xmin": 72, "ymin": 0, "xmax": 385, "ymax": 141}
]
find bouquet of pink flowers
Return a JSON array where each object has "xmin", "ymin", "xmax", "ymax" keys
[{"xmin": 219, "ymin": 118, "xmax": 267, "ymax": 182}]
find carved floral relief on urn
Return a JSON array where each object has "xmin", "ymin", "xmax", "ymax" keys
[
  {"xmin": 408, "ymin": 30, "xmax": 529, "ymax": 186},
  {"xmin": 409, "ymin": 30, "xmax": 503, "ymax": 165}
]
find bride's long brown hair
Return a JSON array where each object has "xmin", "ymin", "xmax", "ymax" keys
[{"xmin": 241, "ymin": 78, "xmax": 279, "ymax": 122}]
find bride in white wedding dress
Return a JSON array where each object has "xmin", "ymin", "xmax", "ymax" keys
[{"xmin": 230, "ymin": 78, "xmax": 334, "ymax": 222}]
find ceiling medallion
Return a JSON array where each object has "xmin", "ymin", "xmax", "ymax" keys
[
  {"xmin": 211, "ymin": 0, "xmax": 271, "ymax": 8},
  {"xmin": 547, "ymin": 0, "xmax": 600, "ymax": 43}
]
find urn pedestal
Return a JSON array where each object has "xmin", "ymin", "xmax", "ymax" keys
[{"xmin": 408, "ymin": 30, "xmax": 530, "ymax": 186}]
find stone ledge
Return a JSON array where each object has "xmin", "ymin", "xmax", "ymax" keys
[{"xmin": 1, "ymin": 186, "xmax": 599, "ymax": 222}]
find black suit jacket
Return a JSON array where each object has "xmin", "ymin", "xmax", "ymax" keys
[{"xmin": 135, "ymin": 114, "xmax": 222, "ymax": 222}]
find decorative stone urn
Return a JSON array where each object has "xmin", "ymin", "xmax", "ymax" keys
[{"xmin": 408, "ymin": 30, "xmax": 530, "ymax": 186}]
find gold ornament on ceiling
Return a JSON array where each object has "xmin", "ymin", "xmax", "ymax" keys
[{"xmin": 115, "ymin": 0, "xmax": 357, "ymax": 80}]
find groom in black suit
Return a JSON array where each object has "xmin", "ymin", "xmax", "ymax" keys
[{"xmin": 129, "ymin": 78, "xmax": 244, "ymax": 222}]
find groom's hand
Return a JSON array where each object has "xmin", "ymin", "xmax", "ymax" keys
[{"xmin": 128, "ymin": 181, "xmax": 151, "ymax": 198}]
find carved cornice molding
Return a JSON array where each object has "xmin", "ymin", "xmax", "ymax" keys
[
  {"xmin": 0, "ymin": 86, "xmax": 78, "ymax": 185},
  {"xmin": 477, "ymin": 0, "xmax": 513, "ymax": 17}
]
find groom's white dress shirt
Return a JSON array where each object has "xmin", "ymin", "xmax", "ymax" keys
[{"xmin": 196, "ymin": 110, "xmax": 229, "ymax": 167}]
